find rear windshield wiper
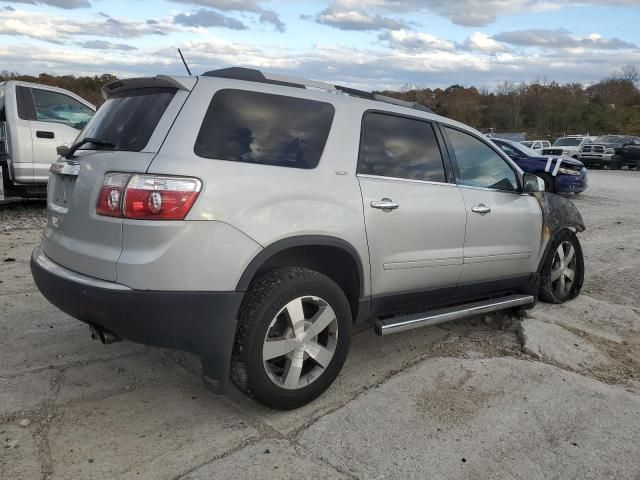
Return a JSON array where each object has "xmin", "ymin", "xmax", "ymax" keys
[{"xmin": 62, "ymin": 137, "xmax": 116, "ymax": 159}]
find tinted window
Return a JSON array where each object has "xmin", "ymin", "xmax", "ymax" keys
[
  {"xmin": 78, "ymin": 87, "xmax": 175, "ymax": 152},
  {"xmin": 445, "ymin": 127, "xmax": 518, "ymax": 192},
  {"xmin": 31, "ymin": 89, "xmax": 94, "ymax": 130},
  {"xmin": 358, "ymin": 113, "xmax": 446, "ymax": 182},
  {"xmin": 195, "ymin": 89, "xmax": 334, "ymax": 169}
]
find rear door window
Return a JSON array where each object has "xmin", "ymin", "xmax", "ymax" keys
[
  {"xmin": 357, "ymin": 112, "xmax": 447, "ymax": 182},
  {"xmin": 78, "ymin": 87, "xmax": 175, "ymax": 152},
  {"xmin": 31, "ymin": 88, "xmax": 94, "ymax": 130},
  {"xmin": 195, "ymin": 89, "xmax": 335, "ymax": 169}
]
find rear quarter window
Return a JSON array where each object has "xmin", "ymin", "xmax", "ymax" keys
[{"xmin": 194, "ymin": 89, "xmax": 335, "ymax": 169}]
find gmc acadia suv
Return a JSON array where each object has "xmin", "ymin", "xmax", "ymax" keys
[{"xmin": 31, "ymin": 68, "xmax": 586, "ymax": 410}]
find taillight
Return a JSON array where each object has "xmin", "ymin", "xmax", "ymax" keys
[
  {"xmin": 96, "ymin": 173, "xmax": 129, "ymax": 217},
  {"xmin": 96, "ymin": 173, "xmax": 201, "ymax": 220},
  {"xmin": 123, "ymin": 175, "xmax": 201, "ymax": 220}
]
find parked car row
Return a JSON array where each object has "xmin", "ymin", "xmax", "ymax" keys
[
  {"xmin": 0, "ymin": 80, "xmax": 95, "ymax": 197},
  {"xmin": 576, "ymin": 135, "xmax": 640, "ymax": 169},
  {"xmin": 517, "ymin": 134, "xmax": 640, "ymax": 170},
  {"xmin": 540, "ymin": 136, "xmax": 596, "ymax": 159},
  {"xmin": 492, "ymin": 138, "xmax": 588, "ymax": 194}
]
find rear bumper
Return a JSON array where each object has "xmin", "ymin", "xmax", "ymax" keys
[{"xmin": 30, "ymin": 246, "xmax": 243, "ymax": 393}]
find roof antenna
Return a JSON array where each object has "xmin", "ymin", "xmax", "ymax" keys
[{"xmin": 178, "ymin": 48, "xmax": 192, "ymax": 76}]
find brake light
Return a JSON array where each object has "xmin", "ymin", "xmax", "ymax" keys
[
  {"xmin": 96, "ymin": 173, "xmax": 129, "ymax": 217},
  {"xmin": 96, "ymin": 174, "xmax": 201, "ymax": 220}
]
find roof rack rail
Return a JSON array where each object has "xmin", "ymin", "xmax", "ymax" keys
[{"xmin": 202, "ymin": 67, "xmax": 433, "ymax": 114}]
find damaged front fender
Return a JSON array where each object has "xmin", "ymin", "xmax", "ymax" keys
[{"xmin": 534, "ymin": 192, "xmax": 585, "ymax": 270}]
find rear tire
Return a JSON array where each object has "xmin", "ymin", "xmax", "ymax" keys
[
  {"xmin": 611, "ymin": 155, "xmax": 623, "ymax": 170},
  {"xmin": 539, "ymin": 230, "xmax": 584, "ymax": 304},
  {"xmin": 231, "ymin": 267, "xmax": 352, "ymax": 410}
]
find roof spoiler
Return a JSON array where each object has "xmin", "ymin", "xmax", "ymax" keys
[{"xmin": 101, "ymin": 75, "xmax": 193, "ymax": 100}]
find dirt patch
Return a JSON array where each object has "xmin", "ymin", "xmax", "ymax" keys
[{"xmin": 415, "ymin": 368, "xmax": 500, "ymax": 424}]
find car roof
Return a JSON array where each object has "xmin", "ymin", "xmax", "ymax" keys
[{"xmin": 184, "ymin": 68, "xmax": 485, "ymax": 138}]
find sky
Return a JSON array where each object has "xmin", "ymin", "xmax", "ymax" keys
[{"xmin": 0, "ymin": 0, "xmax": 638, "ymax": 90}]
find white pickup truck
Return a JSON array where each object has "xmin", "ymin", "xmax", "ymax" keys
[{"xmin": 1, "ymin": 81, "xmax": 95, "ymax": 197}]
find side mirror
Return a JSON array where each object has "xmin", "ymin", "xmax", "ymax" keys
[
  {"xmin": 523, "ymin": 173, "xmax": 545, "ymax": 193},
  {"xmin": 56, "ymin": 145, "xmax": 70, "ymax": 157}
]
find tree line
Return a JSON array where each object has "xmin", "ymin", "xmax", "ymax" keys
[
  {"xmin": 1, "ymin": 71, "xmax": 117, "ymax": 107},
  {"xmin": 380, "ymin": 65, "xmax": 640, "ymax": 139},
  {"xmin": 2, "ymin": 65, "xmax": 639, "ymax": 139}
]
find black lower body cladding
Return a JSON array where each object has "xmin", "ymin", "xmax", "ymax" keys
[{"xmin": 30, "ymin": 247, "xmax": 243, "ymax": 393}]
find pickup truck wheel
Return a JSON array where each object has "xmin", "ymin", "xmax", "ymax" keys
[
  {"xmin": 611, "ymin": 155, "xmax": 623, "ymax": 170},
  {"xmin": 231, "ymin": 267, "xmax": 351, "ymax": 410},
  {"xmin": 538, "ymin": 173, "xmax": 556, "ymax": 193},
  {"xmin": 539, "ymin": 230, "xmax": 584, "ymax": 304}
]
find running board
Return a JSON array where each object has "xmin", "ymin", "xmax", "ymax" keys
[{"xmin": 374, "ymin": 294, "xmax": 534, "ymax": 336}]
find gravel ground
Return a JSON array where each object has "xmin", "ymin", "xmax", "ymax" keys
[{"xmin": 1, "ymin": 170, "xmax": 639, "ymax": 479}]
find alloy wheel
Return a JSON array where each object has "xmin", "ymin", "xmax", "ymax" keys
[
  {"xmin": 550, "ymin": 241, "xmax": 577, "ymax": 298},
  {"xmin": 262, "ymin": 296, "xmax": 338, "ymax": 390}
]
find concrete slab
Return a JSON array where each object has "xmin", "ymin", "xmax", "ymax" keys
[
  {"xmin": 299, "ymin": 357, "xmax": 640, "ymax": 480},
  {"xmin": 517, "ymin": 319, "xmax": 611, "ymax": 371},
  {"xmin": 0, "ymin": 368, "xmax": 56, "ymax": 417},
  {"xmin": 56, "ymin": 351, "xmax": 181, "ymax": 406},
  {"xmin": 0, "ymin": 422, "xmax": 41, "ymax": 479},
  {"xmin": 181, "ymin": 440, "xmax": 349, "ymax": 480},
  {"xmin": 532, "ymin": 294, "xmax": 640, "ymax": 344},
  {"xmin": 227, "ymin": 320, "xmax": 517, "ymax": 435},
  {"xmin": 0, "ymin": 291, "xmax": 143, "ymax": 376},
  {"xmin": 48, "ymin": 375, "xmax": 259, "ymax": 480}
]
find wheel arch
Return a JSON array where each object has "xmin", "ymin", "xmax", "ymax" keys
[
  {"xmin": 534, "ymin": 192, "xmax": 585, "ymax": 273},
  {"xmin": 236, "ymin": 236, "xmax": 366, "ymax": 320}
]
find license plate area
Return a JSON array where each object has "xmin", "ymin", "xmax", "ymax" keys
[{"xmin": 50, "ymin": 161, "xmax": 80, "ymax": 176}]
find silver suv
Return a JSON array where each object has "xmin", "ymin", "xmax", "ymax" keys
[{"xmin": 31, "ymin": 68, "xmax": 586, "ymax": 410}]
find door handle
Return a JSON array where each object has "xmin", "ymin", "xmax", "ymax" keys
[
  {"xmin": 471, "ymin": 204, "xmax": 491, "ymax": 214},
  {"xmin": 36, "ymin": 131, "xmax": 55, "ymax": 139},
  {"xmin": 371, "ymin": 198, "xmax": 399, "ymax": 211}
]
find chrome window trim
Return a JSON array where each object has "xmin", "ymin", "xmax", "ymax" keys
[
  {"xmin": 356, "ymin": 173, "xmax": 456, "ymax": 187},
  {"xmin": 456, "ymin": 183, "xmax": 530, "ymax": 196}
]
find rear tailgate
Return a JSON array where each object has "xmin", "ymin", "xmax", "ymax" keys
[{"xmin": 42, "ymin": 77, "xmax": 195, "ymax": 281}]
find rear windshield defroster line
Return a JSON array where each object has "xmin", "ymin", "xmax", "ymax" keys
[{"xmin": 78, "ymin": 87, "xmax": 176, "ymax": 153}]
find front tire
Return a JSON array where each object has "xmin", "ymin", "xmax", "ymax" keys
[
  {"xmin": 539, "ymin": 230, "xmax": 584, "ymax": 304},
  {"xmin": 231, "ymin": 267, "xmax": 352, "ymax": 410}
]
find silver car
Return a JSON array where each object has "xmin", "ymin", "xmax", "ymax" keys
[{"xmin": 31, "ymin": 68, "xmax": 585, "ymax": 410}]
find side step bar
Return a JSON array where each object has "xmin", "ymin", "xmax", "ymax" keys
[{"xmin": 374, "ymin": 294, "xmax": 534, "ymax": 336}]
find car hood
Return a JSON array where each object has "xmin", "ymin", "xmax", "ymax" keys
[{"xmin": 531, "ymin": 155, "xmax": 584, "ymax": 168}]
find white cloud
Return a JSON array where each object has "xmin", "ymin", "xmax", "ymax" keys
[
  {"xmin": 492, "ymin": 28, "xmax": 638, "ymax": 50},
  {"xmin": 379, "ymin": 30, "xmax": 455, "ymax": 52},
  {"xmin": 306, "ymin": 6, "xmax": 407, "ymax": 31},
  {"xmin": 463, "ymin": 32, "xmax": 511, "ymax": 53},
  {"xmin": 316, "ymin": 0, "xmax": 640, "ymax": 27},
  {"xmin": 0, "ymin": 9, "xmax": 186, "ymax": 43}
]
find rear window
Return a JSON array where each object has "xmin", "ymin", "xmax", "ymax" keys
[
  {"xmin": 194, "ymin": 89, "xmax": 335, "ymax": 169},
  {"xmin": 78, "ymin": 87, "xmax": 175, "ymax": 152}
]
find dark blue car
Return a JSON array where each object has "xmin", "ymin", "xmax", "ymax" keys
[{"xmin": 491, "ymin": 138, "xmax": 588, "ymax": 194}]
